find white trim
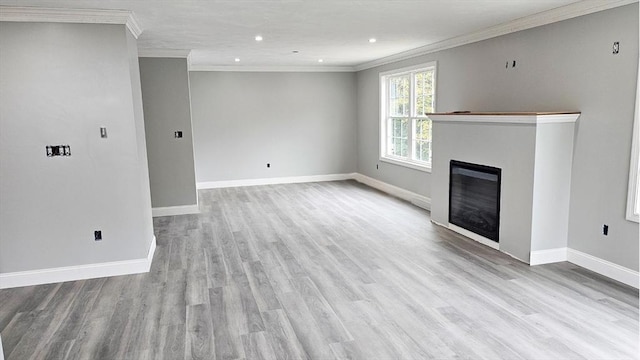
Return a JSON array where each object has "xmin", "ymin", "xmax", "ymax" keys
[
  {"xmin": 0, "ymin": 236, "xmax": 156, "ymax": 289},
  {"xmin": 448, "ymin": 223, "xmax": 500, "ymax": 250},
  {"xmin": 352, "ymin": 173, "xmax": 431, "ymax": 211},
  {"xmin": 197, "ymin": 173, "xmax": 354, "ymax": 189},
  {"xmin": 626, "ymin": 60, "xmax": 640, "ymax": 222},
  {"xmin": 379, "ymin": 157, "xmax": 432, "ymax": 173},
  {"xmin": 530, "ymin": 247, "xmax": 568, "ymax": 265},
  {"xmin": 427, "ymin": 113, "xmax": 580, "ymax": 125},
  {"xmin": 152, "ymin": 204, "xmax": 200, "ymax": 217},
  {"xmin": 536, "ymin": 114, "xmax": 581, "ymax": 124},
  {"xmin": 567, "ymin": 249, "xmax": 639, "ymax": 289},
  {"xmin": 0, "ymin": 6, "xmax": 143, "ymax": 38},
  {"xmin": 188, "ymin": 64, "xmax": 355, "ymax": 73},
  {"xmin": 139, "ymin": 49, "xmax": 192, "ymax": 58},
  {"xmin": 355, "ymin": 0, "xmax": 638, "ymax": 71}
]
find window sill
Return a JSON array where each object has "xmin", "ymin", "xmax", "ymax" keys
[{"xmin": 380, "ymin": 156, "xmax": 432, "ymax": 173}]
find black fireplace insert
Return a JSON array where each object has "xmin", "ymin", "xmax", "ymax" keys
[{"xmin": 449, "ymin": 160, "xmax": 501, "ymax": 242}]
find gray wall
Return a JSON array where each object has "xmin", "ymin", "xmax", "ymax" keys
[
  {"xmin": 0, "ymin": 22, "xmax": 154, "ymax": 273},
  {"xmin": 356, "ymin": 4, "xmax": 639, "ymax": 270},
  {"xmin": 126, "ymin": 31, "xmax": 155, "ymax": 243},
  {"xmin": 139, "ymin": 58, "xmax": 198, "ymax": 208},
  {"xmin": 189, "ymin": 72, "xmax": 357, "ymax": 182}
]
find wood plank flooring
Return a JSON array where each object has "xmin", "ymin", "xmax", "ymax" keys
[{"xmin": 1, "ymin": 180, "xmax": 638, "ymax": 359}]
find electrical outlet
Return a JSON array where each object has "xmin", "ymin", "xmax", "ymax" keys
[
  {"xmin": 603, "ymin": 224, "xmax": 609, "ymax": 236},
  {"xmin": 267, "ymin": 163, "xmax": 271, "ymax": 168},
  {"xmin": 94, "ymin": 230, "xmax": 102, "ymax": 241},
  {"xmin": 376, "ymin": 164, "xmax": 379, "ymax": 170},
  {"xmin": 613, "ymin": 42, "xmax": 619, "ymax": 54},
  {"xmin": 174, "ymin": 131, "xmax": 183, "ymax": 138},
  {"xmin": 100, "ymin": 127, "xmax": 108, "ymax": 138},
  {"xmin": 46, "ymin": 145, "xmax": 71, "ymax": 157}
]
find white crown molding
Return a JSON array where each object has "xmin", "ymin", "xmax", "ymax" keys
[
  {"xmin": 0, "ymin": 236, "xmax": 156, "ymax": 289},
  {"xmin": 0, "ymin": 6, "xmax": 143, "ymax": 38},
  {"xmin": 188, "ymin": 64, "xmax": 356, "ymax": 73},
  {"xmin": 139, "ymin": 49, "xmax": 192, "ymax": 58},
  {"xmin": 355, "ymin": 0, "xmax": 638, "ymax": 71}
]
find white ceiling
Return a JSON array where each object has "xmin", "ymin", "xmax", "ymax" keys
[{"xmin": 0, "ymin": 0, "xmax": 629, "ymax": 69}]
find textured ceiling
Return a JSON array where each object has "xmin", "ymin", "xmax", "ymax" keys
[{"xmin": 0, "ymin": 0, "xmax": 591, "ymax": 68}]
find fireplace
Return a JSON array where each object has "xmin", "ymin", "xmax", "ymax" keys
[
  {"xmin": 429, "ymin": 112, "xmax": 579, "ymax": 263},
  {"xmin": 449, "ymin": 160, "xmax": 501, "ymax": 242}
]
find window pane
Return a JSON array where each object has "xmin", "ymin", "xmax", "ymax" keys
[
  {"xmin": 393, "ymin": 119, "xmax": 402, "ymax": 137},
  {"xmin": 413, "ymin": 118, "xmax": 431, "ymax": 162},
  {"xmin": 414, "ymin": 118, "xmax": 431, "ymax": 141},
  {"xmin": 415, "ymin": 70, "xmax": 434, "ymax": 116},
  {"xmin": 388, "ymin": 118, "xmax": 409, "ymax": 157},
  {"xmin": 397, "ymin": 138, "xmax": 409, "ymax": 157},
  {"xmin": 394, "ymin": 138, "xmax": 401, "ymax": 156},
  {"xmin": 401, "ymin": 118, "xmax": 408, "ymax": 137},
  {"xmin": 389, "ymin": 76, "xmax": 410, "ymax": 117},
  {"xmin": 414, "ymin": 140, "xmax": 431, "ymax": 162}
]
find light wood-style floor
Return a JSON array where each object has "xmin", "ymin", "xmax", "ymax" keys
[{"xmin": 1, "ymin": 180, "xmax": 638, "ymax": 359}]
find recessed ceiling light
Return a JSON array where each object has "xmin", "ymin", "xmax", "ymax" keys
[
  {"xmin": 234, "ymin": 58, "xmax": 240, "ymax": 62},
  {"xmin": 369, "ymin": 38, "xmax": 377, "ymax": 43},
  {"xmin": 318, "ymin": 59, "xmax": 324, "ymax": 63},
  {"xmin": 255, "ymin": 35, "xmax": 263, "ymax": 41}
]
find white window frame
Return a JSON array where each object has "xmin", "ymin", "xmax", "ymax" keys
[
  {"xmin": 626, "ymin": 62, "xmax": 639, "ymax": 223},
  {"xmin": 380, "ymin": 62, "xmax": 437, "ymax": 172}
]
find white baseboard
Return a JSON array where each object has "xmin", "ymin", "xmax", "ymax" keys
[
  {"xmin": 352, "ymin": 173, "xmax": 431, "ymax": 211},
  {"xmin": 197, "ymin": 173, "xmax": 355, "ymax": 189},
  {"xmin": 0, "ymin": 236, "xmax": 156, "ymax": 289},
  {"xmin": 567, "ymin": 249, "xmax": 639, "ymax": 289},
  {"xmin": 152, "ymin": 204, "xmax": 200, "ymax": 217},
  {"xmin": 530, "ymin": 247, "xmax": 568, "ymax": 265}
]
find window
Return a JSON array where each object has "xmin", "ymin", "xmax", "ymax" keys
[
  {"xmin": 380, "ymin": 62, "xmax": 436, "ymax": 171},
  {"xmin": 626, "ymin": 66, "xmax": 639, "ymax": 222}
]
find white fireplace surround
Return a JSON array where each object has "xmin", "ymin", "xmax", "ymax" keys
[{"xmin": 429, "ymin": 112, "xmax": 580, "ymax": 264}]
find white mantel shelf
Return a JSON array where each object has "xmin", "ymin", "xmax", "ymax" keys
[{"xmin": 427, "ymin": 112, "xmax": 581, "ymax": 125}]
